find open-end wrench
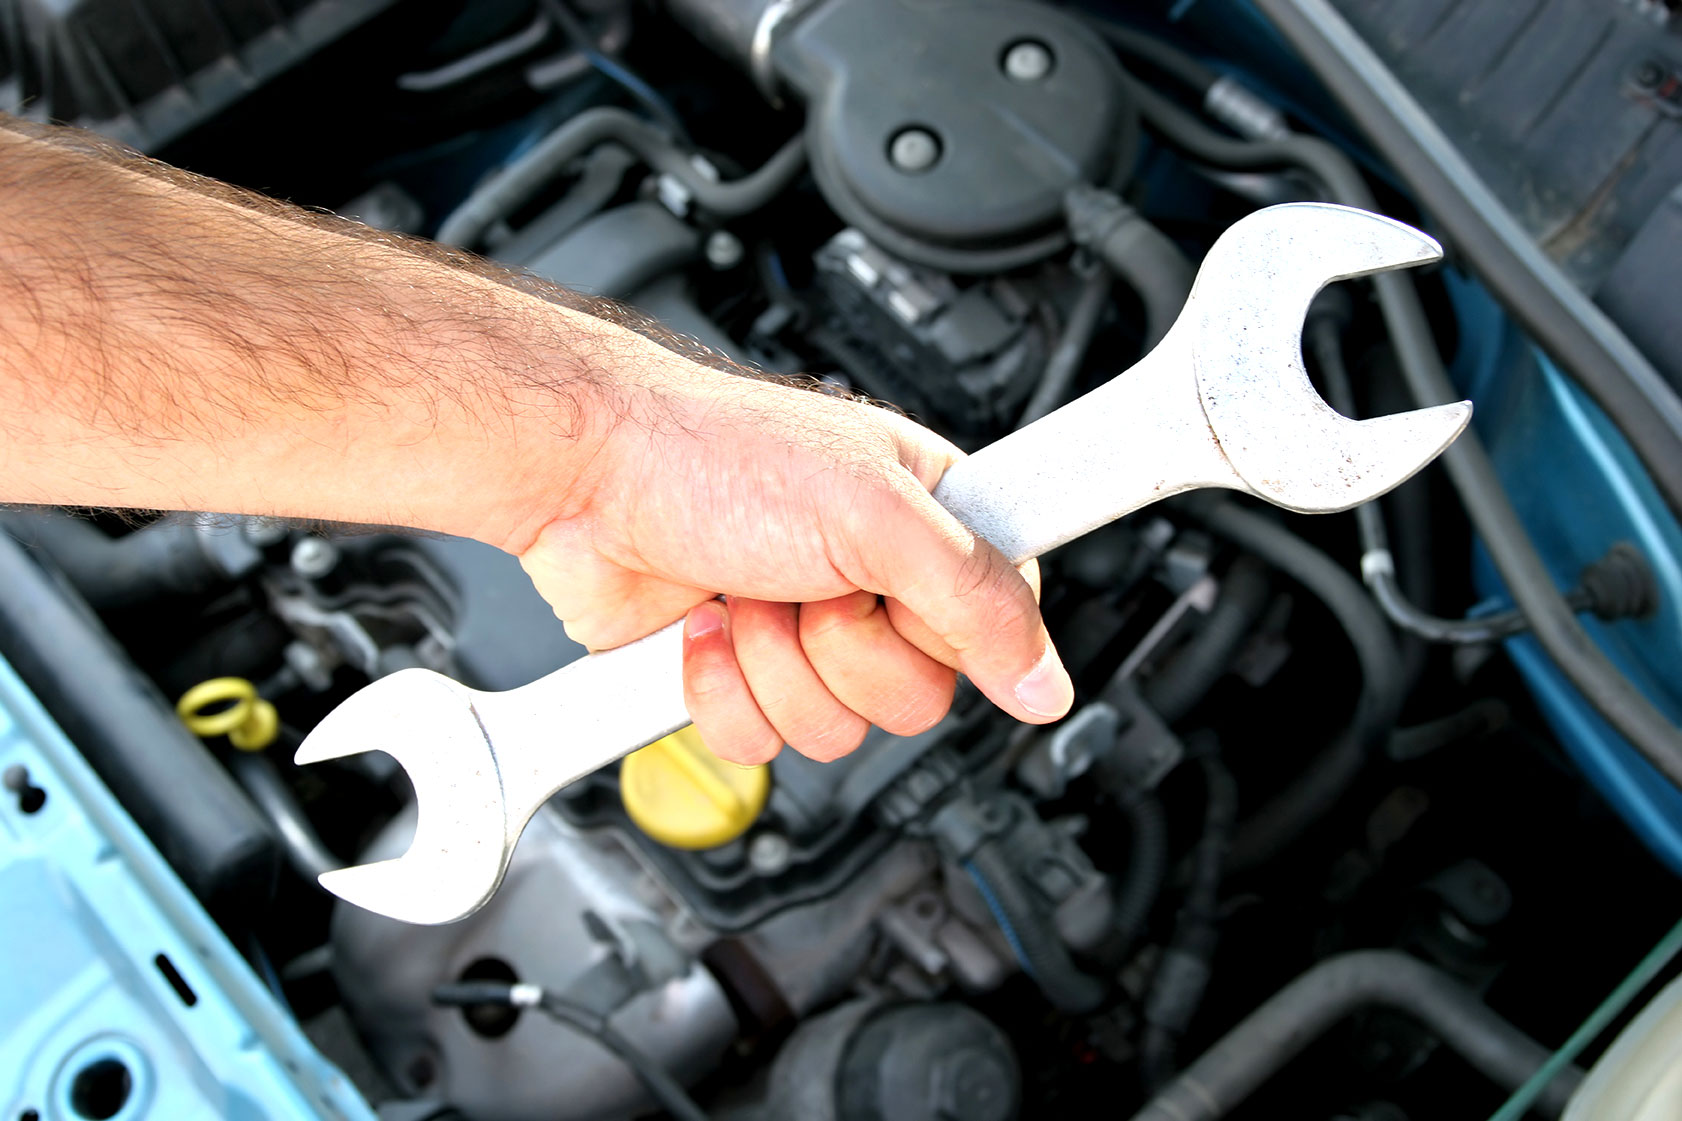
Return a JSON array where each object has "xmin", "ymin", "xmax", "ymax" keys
[{"xmin": 295, "ymin": 202, "xmax": 1471, "ymax": 925}]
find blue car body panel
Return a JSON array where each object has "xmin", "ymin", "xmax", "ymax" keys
[
  {"xmin": 1450, "ymin": 273, "xmax": 1682, "ymax": 874},
  {"xmin": 0, "ymin": 653, "xmax": 375, "ymax": 1121}
]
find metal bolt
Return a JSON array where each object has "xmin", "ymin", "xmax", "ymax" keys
[
  {"xmin": 1636, "ymin": 60, "xmax": 1666, "ymax": 89},
  {"xmin": 1003, "ymin": 39, "xmax": 1054, "ymax": 83},
  {"xmin": 705, "ymin": 229, "xmax": 744, "ymax": 270},
  {"xmin": 290, "ymin": 536, "xmax": 339, "ymax": 579},
  {"xmin": 747, "ymin": 831, "xmax": 792, "ymax": 876},
  {"xmin": 889, "ymin": 127, "xmax": 941, "ymax": 173}
]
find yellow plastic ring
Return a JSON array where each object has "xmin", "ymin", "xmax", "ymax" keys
[{"xmin": 177, "ymin": 677, "xmax": 280, "ymax": 752}]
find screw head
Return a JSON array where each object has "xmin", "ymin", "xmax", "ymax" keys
[
  {"xmin": 889, "ymin": 127, "xmax": 942, "ymax": 173},
  {"xmin": 705, "ymin": 229, "xmax": 744, "ymax": 270},
  {"xmin": 290, "ymin": 536, "xmax": 339, "ymax": 579},
  {"xmin": 1003, "ymin": 39, "xmax": 1054, "ymax": 82},
  {"xmin": 747, "ymin": 831, "xmax": 792, "ymax": 876},
  {"xmin": 1636, "ymin": 60, "xmax": 1666, "ymax": 89}
]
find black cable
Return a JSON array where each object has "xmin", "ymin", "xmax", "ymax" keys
[
  {"xmin": 1251, "ymin": 0, "xmax": 1682, "ymax": 525},
  {"xmin": 1111, "ymin": 789, "xmax": 1169, "ymax": 958},
  {"xmin": 1307, "ymin": 317, "xmax": 1599, "ymax": 644},
  {"xmin": 1129, "ymin": 76, "xmax": 1682, "ymax": 799},
  {"xmin": 1019, "ymin": 265, "xmax": 1113, "ymax": 425},
  {"xmin": 1186, "ymin": 499, "xmax": 1403, "ymax": 872},
  {"xmin": 436, "ymin": 106, "xmax": 806, "ymax": 247},
  {"xmin": 1129, "ymin": 950, "xmax": 1583, "ymax": 1121},
  {"xmin": 1139, "ymin": 746, "xmax": 1237, "ymax": 1093},
  {"xmin": 966, "ymin": 842, "xmax": 1109, "ymax": 1014},
  {"xmin": 1083, "ymin": 16, "xmax": 1218, "ymax": 95},
  {"xmin": 433, "ymin": 981, "xmax": 709, "ymax": 1121},
  {"xmin": 537, "ymin": 0, "xmax": 689, "ymax": 142}
]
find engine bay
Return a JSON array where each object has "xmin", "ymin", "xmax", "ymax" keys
[{"xmin": 4, "ymin": 1, "xmax": 1682, "ymax": 1119}]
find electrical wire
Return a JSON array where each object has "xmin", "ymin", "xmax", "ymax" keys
[
  {"xmin": 538, "ymin": 0, "xmax": 689, "ymax": 143},
  {"xmin": 1126, "ymin": 74, "xmax": 1682, "ymax": 801},
  {"xmin": 434, "ymin": 981, "xmax": 709, "ymax": 1121}
]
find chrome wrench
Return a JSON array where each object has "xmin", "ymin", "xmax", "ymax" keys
[{"xmin": 296, "ymin": 202, "xmax": 1471, "ymax": 925}]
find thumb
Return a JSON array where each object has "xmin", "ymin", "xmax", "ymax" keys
[{"xmin": 841, "ymin": 471, "xmax": 1073, "ymax": 724}]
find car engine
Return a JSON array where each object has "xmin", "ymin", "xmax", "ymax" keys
[{"xmin": 4, "ymin": 1, "xmax": 1682, "ymax": 1120}]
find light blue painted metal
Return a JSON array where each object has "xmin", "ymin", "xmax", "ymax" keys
[
  {"xmin": 1449, "ymin": 272, "xmax": 1682, "ymax": 874},
  {"xmin": 0, "ymin": 653, "xmax": 376, "ymax": 1121}
]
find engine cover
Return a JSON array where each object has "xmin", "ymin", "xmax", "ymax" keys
[{"xmin": 771, "ymin": 0, "xmax": 1135, "ymax": 271}]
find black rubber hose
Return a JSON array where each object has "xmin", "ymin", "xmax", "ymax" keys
[
  {"xmin": 1311, "ymin": 318, "xmax": 1619, "ymax": 644},
  {"xmin": 1140, "ymin": 749, "xmax": 1238, "ymax": 1091},
  {"xmin": 1131, "ymin": 78, "xmax": 1682, "ymax": 799},
  {"xmin": 1064, "ymin": 184, "xmax": 1196, "ymax": 351},
  {"xmin": 2, "ymin": 509, "xmax": 224, "ymax": 611},
  {"xmin": 1128, "ymin": 950, "xmax": 1583, "ymax": 1121},
  {"xmin": 1143, "ymin": 554, "xmax": 1272, "ymax": 725},
  {"xmin": 966, "ymin": 842, "xmax": 1109, "ymax": 1014},
  {"xmin": 437, "ymin": 106, "xmax": 806, "ymax": 247},
  {"xmin": 1086, "ymin": 17, "xmax": 1218, "ymax": 94},
  {"xmin": 1019, "ymin": 266, "xmax": 1113, "ymax": 425},
  {"xmin": 1111, "ymin": 789, "xmax": 1169, "ymax": 957},
  {"xmin": 434, "ymin": 982, "xmax": 709, "ymax": 1121},
  {"xmin": 1187, "ymin": 500, "xmax": 1403, "ymax": 871},
  {"xmin": 1250, "ymin": 0, "xmax": 1682, "ymax": 525}
]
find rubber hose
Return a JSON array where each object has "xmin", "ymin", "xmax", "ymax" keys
[
  {"xmin": 1143, "ymin": 554, "xmax": 1272, "ymax": 724},
  {"xmin": 1086, "ymin": 17, "xmax": 1218, "ymax": 94},
  {"xmin": 437, "ymin": 106, "xmax": 806, "ymax": 247},
  {"xmin": 1140, "ymin": 750, "xmax": 1238, "ymax": 1091},
  {"xmin": 1129, "ymin": 950, "xmax": 1583, "ymax": 1121},
  {"xmin": 1111, "ymin": 789, "xmax": 1169, "ymax": 957},
  {"xmin": 1188, "ymin": 500, "xmax": 1403, "ymax": 871},
  {"xmin": 1251, "ymin": 0, "xmax": 1682, "ymax": 524},
  {"xmin": 2, "ymin": 509, "xmax": 222, "ymax": 611},
  {"xmin": 1019, "ymin": 267, "xmax": 1114, "ymax": 425},
  {"xmin": 1064, "ymin": 184, "xmax": 1196, "ymax": 350},
  {"xmin": 227, "ymin": 753, "xmax": 339, "ymax": 882},
  {"xmin": 966, "ymin": 843, "xmax": 1108, "ymax": 1014},
  {"xmin": 1130, "ymin": 78, "xmax": 1682, "ymax": 800},
  {"xmin": 1312, "ymin": 318, "xmax": 1599, "ymax": 645}
]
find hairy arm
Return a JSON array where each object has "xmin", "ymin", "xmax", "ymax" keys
[
  {"xmin": 0, "ymin": 117, "xmax": 1072, "ymax": 759},
  {"xmin": 0, "ymin": 118, "xmax": 628, "ymax": 547}
]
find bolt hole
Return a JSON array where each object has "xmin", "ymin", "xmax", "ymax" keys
[
  {"xmin": 68, "ymin": 1058, "xmax": 131, "ymax": 1120},
  {"xmin": 21, "ymin": 1109, "xmax": 41, "ymax": 1121},
  {"xmin": 456, "ymin": 957, "xmax": 522, "ymax": 1039},
  {"xmin": 2, "ymin": 765, "xmax": 45, "ymax": 815}
]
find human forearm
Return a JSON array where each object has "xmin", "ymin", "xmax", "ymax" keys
[{"xmin": 0, "ymin": 118, "xmax": 638, "ymax": 547}]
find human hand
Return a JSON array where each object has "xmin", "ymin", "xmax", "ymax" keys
[{"xmin": 512, "ymin": 341, "xmax": 1074, "ymax": 765}]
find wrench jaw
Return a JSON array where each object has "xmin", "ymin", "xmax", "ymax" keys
[
  {"xmin": 295, "ymin": 668, "xmax": 515, "ymax": 925},
  {"xmin": 1188, "ymin": 202, "xmax": 1473, "ymax": 513}
]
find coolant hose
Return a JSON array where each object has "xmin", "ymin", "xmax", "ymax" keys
[
  {"xmin": 437, "ymin": 106, "xmax": 806, "ymax": 248},
  {"xmin": 966, "ymin": 842, "xmax": 1108, "ymax": 1014},
  {"xmin": 1064, "ymin": 184, "xmax": 1195, "ymax": 350},
  {"xmin": 1129, "ymin": 950, "xmax": 1583, "ymax": 1121},
  {"xmin": 1188, "ymin": 499, "xmax": 1403, "ymax": 871}
]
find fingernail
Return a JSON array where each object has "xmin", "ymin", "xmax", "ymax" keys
[
  {"xmin": 685, "ymin": 603, "xmax": 725, "ymax": 640},
  {"xmin": 1014, "ymin": 645, "xmax": 1073, "ymax": 718}
]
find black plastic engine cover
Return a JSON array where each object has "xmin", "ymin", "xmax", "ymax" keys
[{"xmin": 771, "ymin": 0, "xmax": 1134, "ymax": 270}]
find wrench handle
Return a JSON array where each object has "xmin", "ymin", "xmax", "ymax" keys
[{"xmin": 931, "ymin": 344, "xmax": 1237, "ymax": 565}]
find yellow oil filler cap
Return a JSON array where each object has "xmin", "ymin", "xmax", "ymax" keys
[{"xmin": 620, "ymin": 725, "xmax": 770, "ymax": 849}]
